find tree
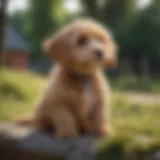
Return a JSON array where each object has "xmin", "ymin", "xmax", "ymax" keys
[
  {"xmin": 0, "ymin": 0, "xmax": 7, "ymax": 65},
  {"xmin": 10, "ymin": 0, "xmax": 68, "ymax": 61},
  {"xmin": 28, "ymin": 0, "xmax": 54, "ymax": 59},
  {"xmin": 127, "ymin": 0, "xmax": 160, "ymax": 77},
  {"xmin": 28, "ymin": 0, "xmax": 65, "ymax": 60},
  {"xmin": 81, "ymin": 0, "xmax": 137, "ymax": 32}
]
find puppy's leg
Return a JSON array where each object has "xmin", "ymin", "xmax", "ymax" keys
[
  {"xmin": 53, "ymin": 107, "xmax": 78, "ymax": 137},
  {"xmin": 92, "ymin": 104, "xmax": 111, "ymax": 136},
  {"xmin": 34, "ymin": 115, "xmax": 55, "ymax": 133}
]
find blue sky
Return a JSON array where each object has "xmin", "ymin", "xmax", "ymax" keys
[{"xmin": 8, "ymin": 0, "xmax": 151, "ymax": 14}]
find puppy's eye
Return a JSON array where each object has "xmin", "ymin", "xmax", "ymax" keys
[{"xmin": 77, "ymin": 35, "xmax": 88, "ymax": 46}]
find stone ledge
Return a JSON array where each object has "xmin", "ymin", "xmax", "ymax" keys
[
  {"xmin": 0, "ymin": 123, "xmax": 160, "ymax": 160},
  {"xmin": 0, "ymin": 122, "xmax": 101, "ymax": 160}
]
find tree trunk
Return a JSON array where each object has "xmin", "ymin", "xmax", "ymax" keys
[
  {"xmin": 120, "ymin": 57, "xmax": 134, "ymax": 76},
  {"xmin": 0, "ymin": 0, "xmax": 7, "ymax": 66},
  {"xmin": 140, "ymin": 56, "xmax": 150, "ymax": 80}
]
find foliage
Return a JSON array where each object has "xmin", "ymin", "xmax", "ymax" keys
[
  {"xmin": 0, "ymin": 69, "xmax": 47, "ymax": 120},
  {"xmin": 28, "ymin": 0, "xmax": 56, "ymax": 59},
  {"xmin": 127, "ymin": 0, "xmax": 160, "ymax": 73},
  {"xmin": 111, "ymin": 76, "xmax": 160, "ymax": 93},
  {"xmin": 10, "ymin": 0, "xmax": 67, "ymax": 60}
]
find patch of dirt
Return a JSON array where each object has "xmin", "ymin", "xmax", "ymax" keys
[{"xmin": 120, "ymin": 92, "xmax": 160, "ymax": 104}]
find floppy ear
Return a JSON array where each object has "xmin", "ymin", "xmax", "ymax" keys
[
  {"xmin": 42, "ymin": 33, "xmax": 64, "ymax": 61},
  {"xmin": 43, "ymin": 38, "xmax": 53, "ymax": 53},
  {"xmin": 104, "ymin": 39, "xmax": 118, "ymax": 68},
  {"xmin": 42, "ymin": 26, "xmax": 72, "ymax": 62}
]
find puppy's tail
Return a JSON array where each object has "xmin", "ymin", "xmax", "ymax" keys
[{"xmin": 15, "ymin": 116, "xmax": 36, "ymax": 127}]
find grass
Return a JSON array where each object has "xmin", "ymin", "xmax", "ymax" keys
[
  {"xmin": 0, "ymin": 69, "xmax": 48, "ymax": 120},
  {"xmin": 111, "ymin": 76, "xmax": 160, "ymax": 93},
  {"xmin": 0, "ymin": 69, "xmax": 160, "ymax": 159}
]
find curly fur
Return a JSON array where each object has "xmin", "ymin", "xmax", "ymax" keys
[{"xmin": 17, "ymin": 19, "xmax": 118, "ymax": 138}]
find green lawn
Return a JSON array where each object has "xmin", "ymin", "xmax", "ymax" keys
[
  {"xmin": 111, "ymin": 76, "xmax": 160, "ymax": 93},
  {"xmin": 0, "ymin": 69, "xmax": 160, "ymax": 159},
  {"xmin": 0, "ymin": 69, "xmax": 47, "ymax": 120}
]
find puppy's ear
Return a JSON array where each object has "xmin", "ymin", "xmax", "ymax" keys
[
  {"xmin": 42, "ymin": 34, "xmax": 62, "ymax": 61},
  {"xmin": 42, "ymin": 27, "xmax": 71, "ymax": 62},
  {"xmin": 104, "ymin": 39, "xmax": 118, "ymax": 68},
  {"xmin": 43, "ymin": 38, "xmax": 53, "ymax": 53}
]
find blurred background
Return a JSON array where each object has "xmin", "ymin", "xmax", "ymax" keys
[
  {"xmin": 1, "ymin": 0, "xmax": 160, "ymax": 77},
  {"xmin": 0, "ymin": 0, "xmax": 160, "ymax": 152}
]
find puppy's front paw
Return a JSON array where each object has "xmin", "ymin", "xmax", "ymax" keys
[{"xmin": 97, "ymin": 125, "xmax": 113, "ymax": 137}]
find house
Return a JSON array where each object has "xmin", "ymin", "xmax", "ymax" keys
[{"xmin": 2, "ymin": 26, "xmax": 29, "ymax": 70}]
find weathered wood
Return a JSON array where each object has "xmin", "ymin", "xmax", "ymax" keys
[{"xmin": 0, "ymin": 122, "xmax": 102, "ymax": 160}]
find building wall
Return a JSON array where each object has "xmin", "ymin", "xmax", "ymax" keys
[{"xmin": 2, "ymin": 51, "xmax": 29, "ymax": 70}]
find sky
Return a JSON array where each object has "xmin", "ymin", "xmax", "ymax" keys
[
  {"xmin": 8, "ymin": 0, "xmax": 80, "ymax": 14},
  {"xmin": 8, "ymin": 0, "xmax": 151, "ymax": 14}
]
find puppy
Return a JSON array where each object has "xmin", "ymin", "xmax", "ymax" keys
[{"xmin": 20, "ymin": 19, "xmax": 117, "ymax": 137}]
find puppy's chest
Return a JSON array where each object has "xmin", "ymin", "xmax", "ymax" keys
[
  {"xmin": 83, "ymin": 83, "xmax": 96, "ymax": 115},
  {"xmin": 70, "ymin": 82, "xmax": 97, "ymax": 116}
]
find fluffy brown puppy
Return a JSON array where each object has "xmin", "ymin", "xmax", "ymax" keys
[{"xmin": 20, "ymin": 19, "xmax": 118, "ymax": 137}]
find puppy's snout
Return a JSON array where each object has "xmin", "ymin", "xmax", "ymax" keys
[{"xmin": 95, "ymin": 49, "xmax": 103, "ymax": 60}]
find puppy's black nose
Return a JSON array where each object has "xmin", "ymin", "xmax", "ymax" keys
[{"xmin": 95, "ymin": 50, "xmax": 103, "ymax": 60}]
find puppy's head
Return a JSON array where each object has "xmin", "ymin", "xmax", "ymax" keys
[{"xmin": 43, "ymin": 19, "xmax": 118, "ymax": 74}]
